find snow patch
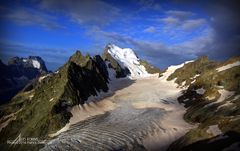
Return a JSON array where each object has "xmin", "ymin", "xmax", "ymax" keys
[
  {"xmin": 206, "ymin": 96, "xmax": 215, "ymax": 100},
  {"xmin": 39, "ymin": 75, "xmax": 49, "ymax": 82},
  {"xmin": 49, "ymin": 123, "xmax": 70, "ymax": 137},
  {"xmin": 159, "ymin": 60, "xmax": 194, "ymax": 82},
  {"xmin": 182, "ymin": 98, "xmax": 189, "ymax": 102},
  {"xmin": 207, "ymin": 125, "xmax": 222, "ymax": 136},
  {"xmin": 191, "ymin": 79, "xmax": 196, "ymax": 84},
  {"xmin": 216, "ymin": 89, "xmax": 234, "ymax": 103},
  {"xmin": 190, "ymin": 74, "xmax": 200, "ymax": 84},
  {"xmin": 32, "ymin": 60, "xmax": 41, "ymax": 69},
  {"xmin": 204, "ymin": 89, "xmax": 234, "ymax": 108},
  {"xmin": 216, "ymin": 61, "xmax": 240, "ymax": 72},
  {"xmin": 191, "ymin": 74, "xmax": 200, "ymax": 79},
  {"xmin": 216, "ymin": 85, "xmax": 224, "ymax": 89},
  {"xmin": 181, "ymin": 81, "xmax": 186, "ymax": 86},
  {"xmin": 195, "ymin": 88, "xmax": 205, "ymax": 95},
  {"xmin": 29, "ymin": 94, "xmax": 34, "ymax": 99}
]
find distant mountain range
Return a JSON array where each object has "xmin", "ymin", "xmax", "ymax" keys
[
  {"xmin": 0, "ymin": 44, "xmax": 239, "ymax": 151},
  {"xmin": 0, "ymin": 56, "xmax": 48, "ymax": 104}
]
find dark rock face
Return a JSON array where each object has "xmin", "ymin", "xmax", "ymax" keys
[
  {"xmin": 93, "ymin": 55, "xmax": 109, "ymax": 81},
  {"xmin": 0, "ymin": 56, "xmax": 48, "ymax": 104},
  {"xmin": 60, "ymin": 56, "xmax": 109, "ymax": 105}
]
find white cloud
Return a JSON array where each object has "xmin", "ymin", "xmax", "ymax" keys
[
  {"xmin": 2, "ymin": 8, "xmax": 64, "ymax": 29},
  {"xmin": 181, "ymin": 19, "xmax": 206, "ymax": 30},
  {"xmin": 40, "ymin": 0, "xmax": 120, "ymax": 26},
  {"xmin": 143, "ymin": 26, "xmax": 157, "ymax": 33},
  {"xmin": 166, "ymin": 10, "xmax": 194, "ymax": 19},
  {"xmin": 160, "ymin": 16, "xmax": 180, "ymax": 25},
  {"xmin": 160, "ymin": 10, "xmax": 207, "ymax": 31},
  {"xmin": 170, "ymin": 28, "xmax": 214, "ymax": 55}
]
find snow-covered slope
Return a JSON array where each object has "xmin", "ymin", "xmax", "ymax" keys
[
  {"xmin": 160, "ymin": 60, "xmax": 193, "ymax": 81},
  {"xmin": 216, "ymin": 61, "xmax": 240, "ymax": 72},
  {"xmin": 106, "ymin": 44, "xmax": 151, "ymax": 78}
]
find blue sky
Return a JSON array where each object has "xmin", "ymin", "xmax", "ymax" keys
[{"xmin": 0, "ymin": 0, "xmax": 240, "ymax": 71}]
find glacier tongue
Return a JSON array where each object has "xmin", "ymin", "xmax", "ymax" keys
[{"xmin": 107, "ymin": 44, "xmax": 150, "ymax": 78}]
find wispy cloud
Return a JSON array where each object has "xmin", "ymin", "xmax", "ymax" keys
[
  {"xmin": 143, "ymin": 26, "xmax": 157, "ymax": 33},
  {"xmin": 135, "ymin": 0, "xmax": 161, "ymax": 11},
  {"xmin": 181, "ymin": 19, "xmax": 206, "ymax": 30},
  {"xmin": 39, "ymin": 0, "xmax": 120, "ymax": 26},
  {"xmin": 159, "ymin": 10, "xmax": 206, "ymax": 31},
  {"xmin": 160, "ymin": 16, "xmax": 180, "ymax": 25},
  {"xmin": 166, "ymin": 10, "xmax": 194, "ymax": 19},
  {"xmin": 1, "ymin": 7, "xmax": 64, "ymax": 30}
]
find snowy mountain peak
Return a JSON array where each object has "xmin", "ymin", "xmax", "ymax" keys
[
  {"xmin": 105, "ymin": 44, "xmax": 150, "ymax": 78},
  {"xmin": 8, "ymin": 56, "xmax": 48, "ymax": 71},
  {"xmin": 106, "ymin": 44, "xmax": 139, "ymax": 63}
]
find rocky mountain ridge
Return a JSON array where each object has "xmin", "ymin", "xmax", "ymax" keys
[{"xmin": 167, "ymin": 56, "xmax": 240, "ymax": 151}]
